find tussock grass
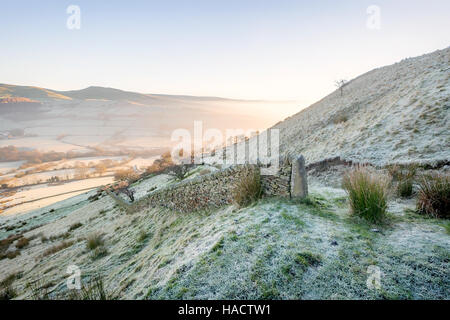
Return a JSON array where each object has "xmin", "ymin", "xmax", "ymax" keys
[
  {"xmin": 91, "ymin": 246, "xmax": 108, "ymax": 260},
  {"xmin": 0, "ymin": 286, "xmax": 17, "ymax": 300},
  {"xmin": 0, "ymin": 271, "xmax": 21, "ymax": 299},
  {"xmin": 68, "ymin": 222, "xmax": 83, "ymax": 232},
  {"xmin": 66, "ymin": 276, "xmax": 110, "ymax": 300},
  {"xmin": 416, "ymin": 173, "xmax": 450, "ymax": 218},
  {"xmin": 397, "ymin": 179, "xmax": 414, "ymax": 198},
  {"xmin": 15, "ymin": 237, "xmax": 29, "ymax": 249},
  {"xmin": 342, "ymin": 167, "xmax": 390, "ymax": 223},
  {"xmin": 0, "ymin": 234, "xmax": 23, "ymax": 260},
  {"xmin": 0, "ymin": 234, "xmax": 21, "ymax": 252},
  {"xmin": 26, "ymin": 279, "xmax": 51, "ymax": 300},
  {"xmin": 137, "ymin": 230, "xmax": 148, "ymax": 243},
  {"xmin": 388, "ymin": 164, "xmax": 417, "ymax": 198},
  {"xmin": 232, "ymin": 167, "xmax": 262, "ymax": 208},
  {"xmin": 1, "ymin": 273, "xmax": 21, "ymax": 288},
  {"xmin": 294, "ymin": 252, "xmax": 322, "ymax": 268},
  {"xmin": 42, "ymin": 241, "xmax": 74, "ymax": 257},
  {"xmin": 2, "ymin": 251, "xmax": 20, "ymax": 260},
  {"xmin": 49, "ymin": 232, "xmax": 70, "ymax": 241},
  {"xmin": 86, "ymin": 234, "xmax": 104, "ymax": 250},
  {"xmin": 28, "ymin": 275, "xmax": 111, "ymax": 300},
  {"xmin": 136, "ymin": 229, "xmax": 152, "ymax": 244},
  {"xmin": 333, "ymin": 113, "xmax": 348, "ymax": 124}
]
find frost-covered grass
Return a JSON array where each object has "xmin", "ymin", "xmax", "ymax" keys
[
  {"xmin": 1, "ymin": 177, "xmax": 448, "ymax": 300},
  {"xmin": 342, "ymin": 167, "xmax": 390, "ymax": 223},
  {"xmin": 146, "ymin": 187, "xmax": 449, "ymax": 300}
]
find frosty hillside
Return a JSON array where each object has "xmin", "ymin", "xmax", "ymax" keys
[{"xmin": 1, "ymin": 47, "xmax": 449, "ymax": 300}]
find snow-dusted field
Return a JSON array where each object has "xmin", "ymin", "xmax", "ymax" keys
[
  {"xmin": 1, "ymin": 176, "xmax": 114, "ymax": 216},
  {"xmin": 53, "ymin": 156, "xmax": 128, "ymax": 169},
  {"xmin": 0, "ymin": 161, "xmax": 24, "ymax": 175},
  {"xmin": 0, "ymin": 154, "xmax": 155, "ymax": 214},
  {"xmin": 0, "ymin": 137, "xmax": 90, "ymax": 153}
]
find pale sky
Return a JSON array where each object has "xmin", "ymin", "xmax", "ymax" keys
[{"xmin": 1, "ymin": 0, "xmax": 449, "ymax": 109}]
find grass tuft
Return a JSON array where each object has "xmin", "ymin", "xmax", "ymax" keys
[
  {"xmin": 91, "ymin": 246, "xmax": 108, "ymax": 260},
  {"xmin": 0, "ymin": 286, "xmax": 17, "ymax": 300},
  {"xmin": 5, "ymin": 251, "xmax": 20, "ymax": 259},
  {"xmin": 232, "ymin": 166, "xmax": 262, "ymax": 208},
  {"xmin": 397, "ymin": 180, "xmax": 414, "ymax": 198},
  {"xmin": 294, "ymin": 251, "xmax": 322, "ymax": 268},
  {"xmin": 333, "ymin": 113, "xmax": 348, "ymax": 124},
  {"xmin": 15, "ymin": 237, "xmax": 29, "ymax": 249},
  {"xmin": 0, "ymin": 271, "xmax": 23, "ymax": 300},
  {"xmin": 416, "ymin": 173, "xmax": 450, "ymax": 218},
  {"xmin": 86, "ymin": 234, "xmax": 104, "ymax": 250},
  {"xmin": 0, "ymin": 234, "xmax": 22, "ymax": 255},
  {"xmin": 68, "ymin": 276, "xmax": 110, "ymax": 300},
  {"xmin": 388, "ymin": 164, "xmax": 417, "ymax": 198},
  {"xmin": 28, "ymin": 275, "xmax": 112, "ymax": 300},
  {"xmin": 68, "ymin": 222, "xmax": 83, "ymax": 232},
  {"xmin": 137, "ymin": 230, "xmax": 148, "ymax": 243},
  {"xmin": 42, "ymin": 241, "xmax": 74, "ymax": 257},
  {"xmin": 342, "ymin": 167, "xmax": 389, "ymax": 223}
]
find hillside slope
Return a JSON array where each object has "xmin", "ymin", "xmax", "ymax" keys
[
  {"xmin": 1, "ymin": 48, "xmax": 449, "ymax": 300},
  {"xmin": 0, "ymin": 84, "xmax": 72, "ymax": 101},
  {"xmin": 274, "ymin": 47, "xmax": 450, "ymax": 166},
  {"xmin": 1, "ymin": 169, "xmax": 448, "ymax": 300}
]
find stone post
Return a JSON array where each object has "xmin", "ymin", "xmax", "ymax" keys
[{"xmin": 290, "ymin": 155, "xmax": 308, "ymax": 198}]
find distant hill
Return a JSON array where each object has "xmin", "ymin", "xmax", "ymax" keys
[
  {"xmin": 0, "ymin": 83, "xmax": 280, "ymax": 153},
  {"xmin": 0, "ymin": 84, "xmax": 72, "ymax": 101},
  {"xmin": 0, "ymin": 84, "xmax": 246, "ymax": 103},
  {"xmin": 0, "ymin": 97, "xmax": 42, "ymax": 114},
  {"xmin": 0, "ymin": 97, "xmax": 39, "ymax": 104},
  {"xmin": 55, "ymin": 86, "xmax": 152, "ymax": 102}
]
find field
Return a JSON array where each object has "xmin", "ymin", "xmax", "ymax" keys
[{"xmin": 0, "ymin": 155, "xmax": 157, "ymax": 215}]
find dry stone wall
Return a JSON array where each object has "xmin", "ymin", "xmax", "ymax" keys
[
  {"xmin": 260, "ymin": 156, "xmax": 291, "ymax": 198},
  {"xmin": 137, "ymin": 155, "xmax": 306, "ymax": 213}
]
